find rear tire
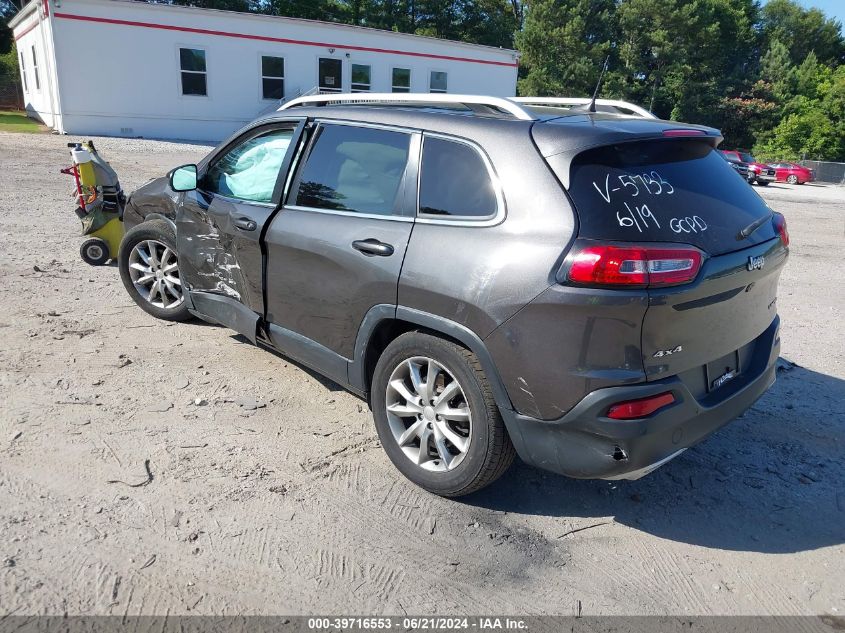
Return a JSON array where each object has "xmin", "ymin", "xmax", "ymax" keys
[
  {"xmin": 757, "ymin": 180, "xmax": 769, "ymax": 186},
  {"xmin": 371, "ymin": 331, "xmax": 515, "ymax": 497},
  {"xmin": 80, "ymin": 238, "xmax": 110, "ymax": 266},
  {"xmin": 118, "ymin": 220, "xmax": 191, "ymax": 322},
  {"xmin": 787, "ymin": 175, "xmax": 799, "ymax": 184}
]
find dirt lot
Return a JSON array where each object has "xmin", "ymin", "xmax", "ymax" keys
[{"xmin": 1, "ymin": 132, "xmax": 843, "ymax": 617}]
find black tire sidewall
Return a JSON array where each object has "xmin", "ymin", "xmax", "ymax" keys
[
  {"xmin": 118, "ymin": 220, "xmax": 191, "ymax": 322},
  {"xmin": 80, "ymin": 238, "xmax": 110, "ymax": 266},
  {"xmin": 371, "ymin": 333, "xmax": 495, "ymax": 496}
]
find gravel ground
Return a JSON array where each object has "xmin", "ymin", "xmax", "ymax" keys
[{"xmin": 1, "ymin": 132, "xmax": 843, "ymax": 617}]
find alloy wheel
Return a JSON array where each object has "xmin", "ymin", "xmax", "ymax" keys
[
  {"xmin": 385, "ymin": 356, "xmax": 472, "ymax": 472},
  {"xmin": 787, "ymin": 175, "xmax": 798, "ymax": 184},
  {"xmin": 128, "ymin": 239, "xmax": 184, "ymax": 309}
]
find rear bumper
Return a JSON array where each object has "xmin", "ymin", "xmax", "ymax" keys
[{"xmin": 502, "ymin": 318, "xmax": 780, "ymax": 480}]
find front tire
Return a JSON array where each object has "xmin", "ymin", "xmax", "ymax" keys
[
  {"xmin": 787, "ymin": 175, "xmax": 799, "ymax": 184},
  {"xmin": 118, "ymin": 220, "xmax": 191, "ymax": 322},
  {"xmin": 371, "ymin": 332, "xmax": 515, "ymax": 497}
]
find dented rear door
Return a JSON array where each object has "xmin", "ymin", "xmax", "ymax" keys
[{"xmin": 176, "ymin": 119, "xmax": 305, "ymax": 331}]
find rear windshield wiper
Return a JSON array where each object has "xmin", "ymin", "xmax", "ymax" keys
[{"xmin": 737, "ymin": 213, "xmax": 772, "ymax": 241}]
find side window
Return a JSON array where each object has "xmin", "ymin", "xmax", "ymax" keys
[
  {"xmin": 180, "ymin": 48, "xmax": 207, "ymax": 96},
  {"xmin": 351, "ymin": 64, "xmax": 371, "ymax": 92},
  {"xmin": 19, "ymin": 51, "xmax": 28, "ymax": 92},
  {"xmin": 392, "ymin": 67, "xmax": 411, "ymax": 93},
  {"xmin": 31, "ymin": 46, "xmax": 39, "ymax": 90},
  {"xmin": 419, "ymin": 137, "xmax": 498, "ymax": 219},
  {"xmin": 203, "ymin": 127, "xmax": 294, "ymax": 203},
  {"xmin": 261, "ymin": 56, "xmax": 284, "ymax": 100},
  {"xmin": 292, "ymin": 124, "xmax": 411, "ymax": 217},
  {"xmin": 429, "ymin": 71, "xmax": 447, "ymax": 94}
]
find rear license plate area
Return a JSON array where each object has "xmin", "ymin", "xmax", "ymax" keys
[{"xmin": 706, "ymin": 351, "xmax": 740, "ymax": 392}]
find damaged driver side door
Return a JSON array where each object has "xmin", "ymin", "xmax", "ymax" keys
[{"xmin": 176, "ymin": 118, "xmax": 305, "ymax": 341}]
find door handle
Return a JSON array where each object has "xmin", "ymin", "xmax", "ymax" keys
[
  {"xmin": 233, "ymin": 217, "xmax": 257, "ymax": 231},
  {"xmin": 352, "ymin": 239, "xmax": 394, "ymax": 257}
]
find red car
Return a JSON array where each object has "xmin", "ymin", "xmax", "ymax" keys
[
  {"xmin": 720, "ymin": 150, "xmax": 776, "ymax": 185},
  {"xmin": 770, "ymin": 162, "xmax": 816, "ymax": 184}
]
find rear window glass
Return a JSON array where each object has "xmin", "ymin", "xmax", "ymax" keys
[{"xmin": 562, "ymin": 140, "xmax": 776, "ymax": 255}]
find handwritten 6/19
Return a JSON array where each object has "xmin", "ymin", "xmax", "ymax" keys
[{"xmin": 592, "ymin": 172, "xmax": 708, "ymax": 235}]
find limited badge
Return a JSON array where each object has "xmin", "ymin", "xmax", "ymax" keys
[{"xmin": 712, "ymin": 369, "xmax": 737, "ymax": 390}]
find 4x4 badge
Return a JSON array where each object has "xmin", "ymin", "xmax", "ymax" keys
[
  {"xmin": 747, "ymin": 255, "xmax": 765, "ymax": 271},
  {"xmin": 653, "ymin": 346, "xmax": 683, "ymax": 358}
]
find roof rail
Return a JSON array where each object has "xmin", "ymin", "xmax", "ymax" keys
[
  {"xmin": 512, "ymin": 97, "xmax": 657, "ymax": 119},
  {"xmin": 279, "ymin": 93, "xmax": 536, "ymax": 121}
]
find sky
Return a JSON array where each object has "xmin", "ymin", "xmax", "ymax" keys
[{"xmin": 761, "ymin": 0, "xmax": 845, "ymax": 29}]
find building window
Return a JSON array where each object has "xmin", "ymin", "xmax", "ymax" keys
[
  {"xmin": 351, "ymin": 64, "xmax": 371, "ymax": 92},
  {"xmin": 318, "ymin": 58, "xmax": 342, "ymax": 93},
  {"xmin": 31, "ymin": 46, "xmax": 40, "ymax": 90},
  {"xmin": 261, "ymin": 56, "xmax": 284, "ymax": 100},
  {"xmin": 429, "ymin": 71, "xmax": 447, "ymax": 94},
  {"xmin": 392, "ymin": 67, "xmax": 411, "ymax": 93},
  {"xmin": 179, "ymin": 48, "xmax": 207, "ymax": 96},
  {"xmin": 19, "ymin": 51, "xmax": 28, "ymax": 92}
]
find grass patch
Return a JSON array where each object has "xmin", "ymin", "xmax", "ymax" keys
[{"xmin": 0, "ymin": 110, "xmax": 46, "ymax": 133}]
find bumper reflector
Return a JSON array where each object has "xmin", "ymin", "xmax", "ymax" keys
[{"xmin": 607, "ymin": 391, "xmax": 676, "ymax": 420}]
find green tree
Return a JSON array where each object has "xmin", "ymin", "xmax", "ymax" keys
[
  {"xmin": 717, "ymin": 89, "xmax": 779, "ymax": 149},
  {"xmin": 760, "ymin": 0, "xmax": 844, "ymax": 67},
  {"xmin": 1, "ymin": 0, "xmax": 23, "ymax": 56},
  {"xmin": 758, "ymin": 39, "xmax": 796, "ymax": 109},
  {"xmin": 515, "ymin": 0, "xmax": 616, "ymax": 97},
  {"xmin": 263, "ymin": 0, "xmax": 348, "ymax": 22},
  {"xmin": 754, "ymin": 59, "xmax": 845, "ymax": 160}
]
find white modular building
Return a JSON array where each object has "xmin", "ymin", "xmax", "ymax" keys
[{"xmin": 9, "ymin": 0, "xmax": 519, "ymax": 141}]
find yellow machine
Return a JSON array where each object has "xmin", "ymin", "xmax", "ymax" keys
[{"xmin": 62, "ymin": 141, "xmax": 125, "ymax": 265}]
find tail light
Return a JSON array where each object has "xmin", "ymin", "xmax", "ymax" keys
[
  {"xmin": 607, "ymin": 392, "xmax": 675, "ymax": 420},
  {"xmin": 564, "ymin": 243, "xmax": 703, "ymax": 288},
  {"xmin": 772, "ymin": 212, "xmax": 789, "ymax": 246}
]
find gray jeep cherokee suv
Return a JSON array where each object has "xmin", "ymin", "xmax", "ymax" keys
[{"xmin": 118, "ymin": 94, "xmax": 788, "ymax": 496}]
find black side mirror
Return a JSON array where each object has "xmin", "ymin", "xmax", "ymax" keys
[{"xmin": 170, "ymin": 164, "xmax": 198, "ymax": 192}]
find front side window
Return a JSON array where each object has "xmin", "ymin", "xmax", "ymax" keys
[
  {"xmin": 351, "ymin": 64, "xmax": 371, "ymax": 92},
  {"xmin": 392, "ymin": 67, "xmax": 410, "ymax": 93},
  {"xmin": 203, "ymin": 128, "xmax": 294, "ymax": 203},
  {"xmin": 180, "ymin": 48, "xmax": 207, "ymax": 96},
  {"xmin": 429, "ymin": 71, "xmax": 447, "ymax": 94},
  {"xmin": 261, "ymin": 56, "xmax": 284, "ymax": 100},
  {"xmin": 293, "ymin": 124, "xmax": 411, "ymax": 216},
  {"xmin": 31, "ymin": 46, "xmax": 39, "ymax": 90},
  {"xmin": 319, "ymin": 58, "xmax": 342, "ymax": 93},
  {"xmin": 419, "ymin": 137, "xmax": 497, "ymax": 219},
  {"xmin": 19, "ymin": 52, "xmax": 28, "ymax": 92}
]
